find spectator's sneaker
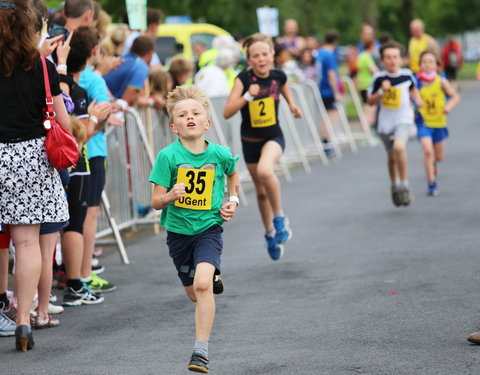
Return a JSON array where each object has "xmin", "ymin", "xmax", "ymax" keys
[
  {"xmin": 391, "ymin": 185, "xmax": 402, "ymax": 207},
  {"xmin": 273, "ymin": 216, "xmax": 292, "ymax": 244},
  {"xmin": 49, "ymin": 292, "xmax": 57, "ymax": 303},
  {"xmin": 265, "ymin": 235, "xmax": 284, "ymax": 261},
  {"xmin": 427, "ymin": 182, "xmax": 439, "ymax": 196},
  {"xmin": 92, "ymin": 263, "xmax": 105, "ymax": 275},
  {"xmin": 398, "ymin": 185, "xmax": 412, "ymax": 206},
  {"xmin": 0, "ymin": 301, "xmax": 16, "ymax": 322},
  {"xmin": 324, "ymin": 146, "xmax": 336, "ymax": 159},
  {"xmin": 87, "ymin": 273, "xmax": 117, "ymax": 293},
  {"xmin": 47, "ymin": 303, "xmax": 64, "ymax": 315},
  {"xmin": 213, "ymin": 275, "xmax": 224, "ymax": 295},
  {"xmin": 188, "ymin": 352, "xmax": 209, "ymax": 373},
  {"xmin": 62, "ymin": 285, "xmax": 104, "ymax": 306},
  {"xmin": 0, "ymin": 311, "xmax": 15, "ymax": 337}
]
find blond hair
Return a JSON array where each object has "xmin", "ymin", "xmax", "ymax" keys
[
  {"xmin": 166, "ymin": 86, "xmax": 210, "ymax": 120},
  {"xmin": 69, "ymin": 116, "xmax": 87, "ymax": 148},
  {"xmin": 242, "ymin": 33, "xmax": 274, "ymax": 60}
]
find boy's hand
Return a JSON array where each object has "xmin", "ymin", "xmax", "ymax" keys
[
  {"xmin": 220, "ymin": 201, "xmax": 237, "ymax": 222},
  {"xmin": 249, "ymin": 84, "xmax": 260, "ymax": 97},
  {"xmin": 381, "ymin": 79, "xmax": 391, "ymax": 92},
  {"xmin": 290, "ymin": 105, "xmax": 302, "ymax": 118},
  {"xmin": 415, "ymin": 97, "xmax": 424, "ymax": 108},
  {"xmin": 169, "ymin": 183, "xmax": 186, "ymax": 201}
]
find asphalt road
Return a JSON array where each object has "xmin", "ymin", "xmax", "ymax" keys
[{"xmin": 3, "ymin": 82, "xmax": 480, "ymax": 375}]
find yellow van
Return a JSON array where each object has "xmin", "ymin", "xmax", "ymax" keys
[{"xmin": 156, "ymin": 23, "xmax": 230, "ymax": 63}]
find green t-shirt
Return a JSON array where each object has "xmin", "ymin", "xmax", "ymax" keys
[
  {"xmin": 357, "ymin": 51, "xmax": 375, "ymax": 91},
  {"xmin": 149, "ymin": 140, "xmax": 239, "ymax": 235}
]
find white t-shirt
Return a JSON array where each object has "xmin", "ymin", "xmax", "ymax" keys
[
  {"xmin": 194, "ymin": 66, "xmax": 229, "ymax": 98},
  {"xmin": 368, "ymin": 69, "xmax": 416, "ymax": 134}
]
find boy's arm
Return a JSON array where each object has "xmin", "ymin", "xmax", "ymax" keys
[
  {"xmin": 151, "ymin": 183, "xmax": 185, "ymax": 210},
  {"xmin": 410, "ymin": 86, "xmax": 423, "ymax": 108},
  {"xmin": 220, "ymin": 170, "xmax": 239, "ymax": 222},
  {"xmin": 441, "ymin": 77, "xmax": 460, "ymax": 114},
  {"xmin": 281, "ymin": 84, "xmax": 302, "ymax": 118}
]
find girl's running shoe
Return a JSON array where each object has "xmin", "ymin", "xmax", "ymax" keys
[
  {"xmin": 273, "ymin": 216, "xmax": 292, "ymax": 244},
  {"xmin": 427, "ymin": 182, "xmax": 439, "ymax": 196},
  {"xmin": 188, "ymin": 352, "xmax": 209, "ymax": 373},
  {"xmin": 265, "ymin": 235, "xmax": 284, "ymax": 261}
]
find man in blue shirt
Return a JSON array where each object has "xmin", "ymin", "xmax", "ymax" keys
[{"xmin": 103, "ymin": 35, "xmax": 154, "ymax": 105}]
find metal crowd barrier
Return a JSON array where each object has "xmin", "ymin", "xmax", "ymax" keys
[{"xmin": 96, "ymin": 81, "xmax": 375, "ymax": 263}]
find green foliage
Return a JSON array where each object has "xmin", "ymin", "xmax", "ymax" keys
[{"xmin": 43, "ymin": 0, "xmax": 480, "ymax": 48}]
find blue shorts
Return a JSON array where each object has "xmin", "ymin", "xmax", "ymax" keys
[
  {"xmin": 242, "ymin": 135, "xmax": 285, "ymax": 164},
  {"xmin": 166, "ymin": 224, "xmax": 223, "ymax": 287},
  {"xmin": 40, "ymin": 221, "xmax": 69, "ymax": 235},
  {"xmin": 417, "ymin": 124, "xmax": 449, "ymax": 143}
]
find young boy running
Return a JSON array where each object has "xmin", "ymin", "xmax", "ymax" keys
[
  {"xmin": 368, "ymin": 41, "xmax": 423, "ymax": 206},
  {"xmin": 415, "ymin": 50, "xmax": 460, "ymax": 196},
  {"xmin": 224, "ymin": 33, "xmax": 301, "ymax": 260},
  {"xmin": 149, "ymin": 86, "xmax": 239, "ymax": 373}
]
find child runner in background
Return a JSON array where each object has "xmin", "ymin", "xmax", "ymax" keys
[
  {"xmin": 368, "ymin": 41, "xmax": 423, "ymax": 207},
  {"xmin": 224, "ymin": 33, "xmax": 301, "ymax": 260},
  {"xmin": 415, "ymin": 50, "xmax": 460, "ymax": 196},
  {"xmin": 150, "ymin": 86, "xmax": 239, "ymax": 373}
]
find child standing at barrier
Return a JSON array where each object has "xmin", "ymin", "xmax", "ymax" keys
[
  {"xmin": 150, "ymin": 86, "xmax": 239, "ymax": 373},
  {"xmin": 368, "ymin": 41, "xmax": 423, "ymax": 206},
  {"xmin": 223, "ymin": 33, "xmax": 301, "ymax": 260},
  {"xmin": 415, "ymin": 50, "xmax": 459, "ymax": 196}
]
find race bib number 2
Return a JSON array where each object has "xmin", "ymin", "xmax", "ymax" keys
[
  {"xmin": 249, "ymin": 97, "xmax": 276, "ymax": 127},
  {"xmin": 175, "ymin": 167, "xmax": 214, "ymax": 210},
  {"xmin": 382, "ymin": 87, "xmax": 401, "ymax": 110}
]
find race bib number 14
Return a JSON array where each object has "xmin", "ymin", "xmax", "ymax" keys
[
  {"xmin": 175, "ymin": 167, "xmax": 214, "ymax": 210},
  {"xmin": 249, "ymin": 97, "xmax": 276, "ymax": 127}
]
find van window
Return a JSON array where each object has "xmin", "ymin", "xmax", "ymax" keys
[
  {"xmin": 191, "ymin": 33, "xmax": 216, "ymax": 50},
  {"xmin": 155, "ymin": 36, "xmax": 177, "ymax": 65}
]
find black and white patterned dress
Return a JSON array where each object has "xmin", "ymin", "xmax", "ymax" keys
[{"xmin": 0, "ymin": 137, "xmax": 69, "ymax": 224}]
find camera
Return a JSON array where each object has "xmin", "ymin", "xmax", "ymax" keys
[{"xmin": 47, "ymin": 24, "xmax": 70, "ymax": 42}]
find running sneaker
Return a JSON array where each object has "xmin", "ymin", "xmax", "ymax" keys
[
  {"xmin": 47, "ymin": 303, "xmax": 64, "ymax": 315},
  {"xmin": 92, "ymin": 263, "xmax": 105, "ymax": 275},
  {"xmin": 398, "ymin": 185, "xmax": 412, "ymax": 206},
  {"xmin": 0, "ymin": 311, "xmax": 15, "ymax": 337},
  {"xmin": 49, "ymin": 291, "xmax": 57, "ymax": 303},
  {"xmin": 427, "ymin": 181, "xmax": 439, "ymax": 196},
  {"xmin": 62, "ymin": 285, "xmax": 104, "ymax": 306},
  {"xmin": 265, "ymin": 235, "xmax": 284, "ymax": 261},
  {"xmin": 87, "ymin": 273, "xmax": 117, "ymax": 293},
  {"xmin": 273, "ymin": 216, "xmax": 292, "ymax": 244},
  {"xmin": 391, "ymin": 185, "xmax": 402, "ymax": 207},
  {"xmin": 213, "ymin": 275, "xmax": 224, "ymax": 295},
  {"xmin": 188, "ymin": 352, "xmax": 209, "ymax": 373},
  {"xmin": 0, "ymin": 301, "xmax": 16, "ymax": 322}
]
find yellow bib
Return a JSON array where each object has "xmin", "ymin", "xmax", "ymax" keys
[
  {"xmin": 382, "ymin": 87, "xmax": 401, "ymax": 110},
  {"xmin": 419, "ymin": 76, "xmax": 446, "ymax": 128},
  {"xmin": 175, "ymin": 167, "xmax": 215, "ymax": 210},
  {"xmin": 249, "ymin": 97, "xmax": 276, "ymax": 128}
]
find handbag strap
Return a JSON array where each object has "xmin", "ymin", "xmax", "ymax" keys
[{"xmin": 40, "ymin": 56, "xmax": 55, "ymax": 122}]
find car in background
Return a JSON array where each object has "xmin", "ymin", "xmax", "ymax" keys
[{"xmin": 155, "ymin": 23, "xmax": 230, "ymax": 64}]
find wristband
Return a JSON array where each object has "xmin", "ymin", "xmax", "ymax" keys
[
  {"xmin": 89, "ymin": 115, "xmax": 98, "ymax": 125},
  {"xmin": 56, "ymin": 64, "xmax": 67, "ymax": 72},
  {"xmin": 377, "ymin": 88, "xmax": 384, "ymax": 96},
  {"xmin": 117, "ymin": 98, "xmax": 128, "ymax": 111},
  {"xmin": 228, "ymin": 196, "xmax": 240, "ymax": 206},
  {"xmin": 243, "ymin": 92, "xmax": 254, "ymax": 101}
]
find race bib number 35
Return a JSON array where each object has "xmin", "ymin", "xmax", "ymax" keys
[
  {"xmin": 175, "ymin": 168, "xmax": 214, "ymax": 210},
  {"xmin": 249, "ymin": 97, "xmax": 276, "ymax": 128},
  {"xmin": 382, "ymin": 87, "xmax": 401, "ymax": 110}
]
